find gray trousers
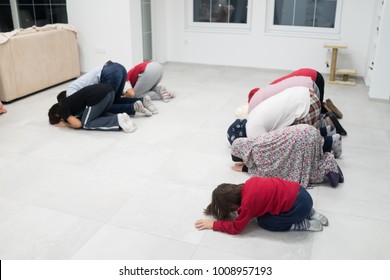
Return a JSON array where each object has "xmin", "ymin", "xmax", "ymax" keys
[
  {"xmin": 81, "ymin": 91, "xmax": 120, "ymax": 131},
  {"xmin": 134, "ymin": 61, "xmax": 164, "ymax": 100}
]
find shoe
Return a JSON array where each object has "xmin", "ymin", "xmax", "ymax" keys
[
  {"xmin": 322, "ymin": 102, "xmax": 332, "ymax": 114},
  {"xmin": 134, "ymin": 100, "xmax": 152, "ymax": 117},
  {"xmin": 290, "ymin": 219, "xmax": 323, "ymax": 232},
  {"xmin": 326, "ymin": 99, "xmax": 343, "ymax": 119},
  {"xmin": 325, "ymin": 112, "xmax": 347, "ymax": 136},
  {"xmin": 310, "ymin": 209, "xmax": 329, "ymax": 226},
  {"xmin": 117, "ymin": 113, "xmax": 137, "ymax": 133},
  {"xmin": 143, "ymin": 96, "xmax": 158, "ymax": 114},
  {"xmin": 326, "ymin": 171, "xmax": 340, "ymax": 188}
]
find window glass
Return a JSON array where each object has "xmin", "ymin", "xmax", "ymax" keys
[
  {"xmin": 18, "ymin": 5, "xmax": 34, "ymax": 28},
  {"xmin": 34, "ymin": 5, "xmax": 51, "ymax": 26},
  {"xmin": 18, "ymin": 0, "xmax": 33, "ymax": 4},
  {"xmin": 16, "ymin": 0, "xmax": 68, "ymax": 28},
  {"xmin": 51, "ymin": 5, "xmax": 67, "ymax": 23},
  {"xmin": 267, "ymin": 0, "xmax": 341, "ymax": 38},
  {"xmin": 193, "ymin": 0, "xmax": 248, "ymax": 24},
  {"xmin": 315, "ymin": 0, "xmax": 337, "ymax": 28},
  {"xmin": 0, "ymin": 0, "xmax": 14, "ymax": 32},
  {"xmin": 51, "ymin": 0, "xmax": 66, "ymax": 4},
  {"xmin": 273, "ymin": 0, "xmax": 337, "ymax": 28},
  {"xmin": 34, "ymin": 0, "xmax": 51, "ymax": 4}
]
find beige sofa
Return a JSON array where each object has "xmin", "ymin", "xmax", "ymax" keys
[{"xmin": 0, "ymin": 24, "xmax": 80, "ymax": 102}]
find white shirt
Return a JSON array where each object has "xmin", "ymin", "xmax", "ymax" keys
[
  {"xmin": 246, "ymin": 86, "xmax": 310, "ymax": 138},
  {"xmin": 66, "ymin": 66, "xmax": 103, "ymax": 96}
]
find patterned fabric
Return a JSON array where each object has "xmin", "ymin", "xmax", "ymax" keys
[
  {"xmin": 231, "ymin": 124, "xmax": 339, "ymax": 188},
  {"xmin": 293, "ymin": 93, "xmax": 321, "ymax": 127}
]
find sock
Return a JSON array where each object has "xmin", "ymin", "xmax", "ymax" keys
[
  {"xmin": 290, "ymin": 219, "xmax": 323, "ymax": 231},
  {"xmin": 327, "ymin": 125, "xmax": 336, "ymax": 136},
  {"xmin": 337, "ymin": 165, "xmax": 344, "ymax": 183},
  {"xmin": 160, "ymin": 85, "xmax": 174, "ymax": 102},
  {"xmin": 134, "ymin": 101, "xmax": 152, "ymax": 117},
  {"xmin": 309, "ymin": 209, "xmax": 329, "ymax": 226},
  {"xmin": 162, "ymin": 92, "xmax": 172, "ymax": 102},
  {"xmin": 332, "ymin": 134, "xmax": 342, "ymax": 158},
  {"xmin": 143, "ymin": 96, "xmax": 158, "ymax": 114},
  {"xmin": 326, "ymin": 171, "xmax": 340, "ymax": 187}
]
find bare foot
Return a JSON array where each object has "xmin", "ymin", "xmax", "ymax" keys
[{"xmin": 0, "ymin": 102, "xmax": 7, "ymax": 114}]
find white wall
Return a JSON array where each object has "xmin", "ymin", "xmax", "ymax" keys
[
  {"xmin": 66, "ymin": 0, "xmax": 376, "ymax": 79},
  {"xmin": 156, "ymin": 0, "xmax": 375, "ymax": 76},
  {"xmin": 66, "ymin": 0, "xmax": 143, "ymax": 72},
  {"xmin": 151, "ymin": 0, "xmax": 168, "ymax": 63},
  {"xmin": 368, "ymin": 0, "xmax": 390, "ymax": 100}
]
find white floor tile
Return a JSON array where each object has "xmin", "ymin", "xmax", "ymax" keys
[
  {"xmin": 0, "ymin": 205, "xmax": 102, "ymax": 259},
  {"xmin": 0, "ymin": 63, "xmax": 389, "ymax": 260},
  {"xmin": 311, "ymin": 211, "xmax": 390, "ymax": 259},
  {"xmin": 72, "ymin": 224, "xmax": 196, "ymax": 260}
]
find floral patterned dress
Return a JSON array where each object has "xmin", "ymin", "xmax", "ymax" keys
[{"xmin": 231, "ymin": 124, "xmax": 339, "ymax": 188}]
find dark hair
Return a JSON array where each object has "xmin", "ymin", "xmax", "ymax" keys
[
  {"xmin": 204, "ymin": 183, "xmax": 243, "ymax": 220},
  {"xmin": 48, "ymin": 103, "xmax": 61, "ymax": 125},
  {"xmin": 57, "ymin": 90, "xmax": 67, "ymax": 104}
]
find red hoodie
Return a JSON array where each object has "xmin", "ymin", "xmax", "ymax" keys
[
  {"xmin": 126, "ymin": 60, "xmax": 152, "ymax": 87},
  {"xmin": 213, "ymin": 177, "xmax": 300, "ymax": 235}
]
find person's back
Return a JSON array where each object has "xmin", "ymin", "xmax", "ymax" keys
[
  {"xmin": 270, "ymin": 68, "xmax": 317, "ymax": 85},
  {"xmin": 213, "ymin": 177, "xmax": 300, "ymax": 234},
  {"xmin": 66, "ymin": 67, "xmax": 103, "ymax": 97},
  {"xmin": 246, "ymin": 86, "xmax": 310, "ymax": 138},
  {"xmin": 248, "ymin": 76, "xmax": 314, "ymax": 112},
  {"xmin": 60, "ymin": 83, "xmax": 113, "ymax": 121}
]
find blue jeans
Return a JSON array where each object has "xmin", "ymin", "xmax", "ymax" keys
[
  {"xmin": 100, "ymin": 62, "xmax": 127, "ymax": 103},
  {"xmin": 256, "ymin": 187, "xmax": 313, "ymax": 231},
  {"xmin": 107, "ymin": 98, "xmax": 143, "ymax": 116}
]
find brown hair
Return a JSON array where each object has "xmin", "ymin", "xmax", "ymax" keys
[
  {"xmin": 204, "ymin": 183, "xmax": 243, "ymax": 220},
  {"xmin": 48, "ymin": 103, "xmax": 61, "ymax": 125}
]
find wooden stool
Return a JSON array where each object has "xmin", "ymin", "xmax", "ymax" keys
[{"xmin": 324, "ymin": 44, "xmax": 356, "ymax": 86}]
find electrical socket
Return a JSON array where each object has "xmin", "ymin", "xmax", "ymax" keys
[{"xmin": 95, "ymin": 48, "xmax": 107, "ymax": 54}]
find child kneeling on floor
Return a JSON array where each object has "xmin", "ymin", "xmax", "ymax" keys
[{"xmin": 195, "ymin": 177, "xmax": 328, "ymax": 235}]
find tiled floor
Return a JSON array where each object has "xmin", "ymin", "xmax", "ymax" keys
[{"xmin": 0, "ymin": 63, "xmax": 389, "ymax": 260}]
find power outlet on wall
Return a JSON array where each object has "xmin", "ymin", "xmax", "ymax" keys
[{"xmin": 95, "ymin": 48, "xmax": 107, "ymax": 54}]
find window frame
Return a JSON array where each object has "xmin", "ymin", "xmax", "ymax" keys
[
  {"xmin": 265, "ymin": 0, "xmax": 343, "ymax": 39},
  {"xmin": 185, "ymin": 0, "xmax": 253, "ymax": 33}
]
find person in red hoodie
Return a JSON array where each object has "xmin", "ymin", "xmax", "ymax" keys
[
  {"xmin": 195, "ymin": 177, "xmax": 328, "ymax": 234},
  {"xmin": 122, "ymin": 60, "xmax": 174, "ymax": 102}
]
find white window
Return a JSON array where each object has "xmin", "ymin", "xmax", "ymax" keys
[
  {"xmin": 186, "ymin": 0, "xmax": 253, "ymax": 33},
  {"xmin": 266, "ymin": 0, "xmax": 343, "ymax": 39}
]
